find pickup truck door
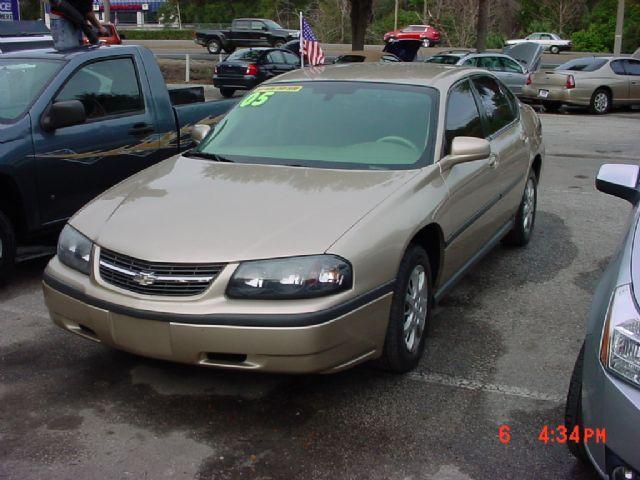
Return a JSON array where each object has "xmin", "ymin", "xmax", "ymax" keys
[
  {"xmin": 250, "ymin": 20, "xmax": 271, "ymax": 46},
  {"xmin": 231, "ymin": 20, "xmax": 253, "ymax": 46},
  {"xmin": 32, "ymin": 54, "xmax": 162, "ymax": 225}
]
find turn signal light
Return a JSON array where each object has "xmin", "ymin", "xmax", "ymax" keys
[
  {"xmin": 566, "ymin": 74, "xmax": 575, "ymax": 89},
  {"xmin": 246, "ymin": 64, "xmax": 259, "ymax": 76}
]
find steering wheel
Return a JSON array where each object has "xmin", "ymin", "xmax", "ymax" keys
[{"xmin": 376, "ymin": 136, "xmax": 419, "ymax": 153}]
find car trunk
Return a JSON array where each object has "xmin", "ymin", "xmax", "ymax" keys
[
  {"xmin": 217, "ymin": 62, "xmax": 249, "ymax": 77},
  {"xmin": 530, "ymin": 70, "xmax": 572, "ymax": 88}
]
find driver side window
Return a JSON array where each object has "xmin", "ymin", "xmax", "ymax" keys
[
  {"xmin": 56, "ymin": 57, "xmax": 143, "ymax": 121},
  {"xmin": 445, "ymin": 79, "xmax": 484, "ymax": 154}
]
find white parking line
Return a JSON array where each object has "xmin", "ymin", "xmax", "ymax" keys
[{"xmin": 408, "ymin": 371, "xmax": 565, "ymax": 403}]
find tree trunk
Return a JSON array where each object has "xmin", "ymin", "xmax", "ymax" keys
[
  {"xmin": 349, "ymin": 0, "xmax": 372, "ymax": 50},
  {"xmin": 475, "ymin": 0, "xmax": 488, "ymax": 52}
]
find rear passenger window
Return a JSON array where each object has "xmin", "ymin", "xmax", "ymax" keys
[
  {"xmin": 56, "ymin": 57, "xmax": 143, "ymax": 120},
  {"xmin": 266, "ymin": 51, "xmax": 285, "ymax": 64},
  {"xmin": 611, "ymin": 60, "xmax": 626, "ymax": 75},
  {"xmin": 445, "ymin": 80, "xmax": 484, "ymax": 154},
  {"xmin": 462, "ymin": 57, "xmax": 477, "ymax": 67},
  {"xmin": 624, "ymin": 60, "xmax": 640, "ymax": 76},
  {"xmin": 282, "ymin": 52, "xmax": 300, "ymax": 65},
  {"xmin": 472, "ymin": 76, "xmax": 517, "ymax": 136}
]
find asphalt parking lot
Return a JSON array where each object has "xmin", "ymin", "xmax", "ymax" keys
[{"xmin": 1, "ymin": 110, "xmax": 639, "ymax": 479}]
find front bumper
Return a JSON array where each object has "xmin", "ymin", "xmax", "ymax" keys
[
  {"xmin": 520, "ymin": 85, "xmax": 591, "ymax": 107},
  {"xmin": 582, "ymin": 339, "xmax": 640, "ymax": 478},
  {"xmin": 42, "ymin": 263, "xmax": 393, "ymax": 374}
]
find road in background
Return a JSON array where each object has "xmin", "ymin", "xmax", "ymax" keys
[{"xmin": 1, "ymin": 111, "xmax": 639, "ymax": 479}]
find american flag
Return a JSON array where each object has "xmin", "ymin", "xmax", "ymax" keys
[{"xmin": 301, "ymin": 17, "xmax": 325, "ymax": 66}]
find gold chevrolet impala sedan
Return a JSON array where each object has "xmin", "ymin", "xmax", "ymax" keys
[{"xmin": 43, "ymin": 64, "xmax": 545, "ymax": 374}]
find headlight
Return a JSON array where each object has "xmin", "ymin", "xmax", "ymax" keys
[
  {"xmin": 601, "ymin": 284, "xmax": 640, "ymax": 387},
  {"xmin": 57, "ymin": 224, "xmax": 93, "ymax": 275},
  {"xmin": 226, "ymin": 255, "xmax": 352, "ymax": 300}
]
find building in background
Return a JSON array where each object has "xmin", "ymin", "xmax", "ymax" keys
[
  {"xmin": 91, "ymin": 0, "xmax": 165, "ymax": 25},
  {"xmin": 0, "ymin": 0, "xmax": 21, "ymax": 21}
]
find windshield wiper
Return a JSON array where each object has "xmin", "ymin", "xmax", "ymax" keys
[{"xmin": 185, "ymin": 151, "xmax": 234, "ymax": 163}]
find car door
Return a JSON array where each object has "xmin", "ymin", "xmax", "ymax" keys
[
  {"xmin": 609, "ymin": 59, "xmax": 632, "ymax": 102},
  {"xmin": 471, "ymin": 74, "xmax": 530, "ymax": 229},
  {"xmin": 250, "ymin": 20, "xmax": 270, "ymax": 46},
  {"xmin": 477, "ymin": 56, "xmax": 510, "ymax": 84},
  {"xmin": 623, "ymin": 59, "xmax": 640, "ymax": 102},
  {"xmin": 260, "ymin": 50, "xmax": 289, "ymax": 78},
  {"xmin": 282, "ymin": 50, "xmax": 301, "ymax": 70},
  {"xmin": 499, "ymin": 56, "xmax": 527, "ymax": 95},
  {"xmin": 438, "ymin": 78, "xmax": 503, "ymax": 282},
  {"xmin": 32, "ymin": 55, "xmax": 161, "ymax": 225},
  {"xmin": 539, "ymin": 33, "xmax": 553, "ymax": 48}
]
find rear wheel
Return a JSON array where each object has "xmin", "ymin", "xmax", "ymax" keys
[
  {"xmin": 207, "ymin": 39, "xmax": 222, "ymax": 55},
  {"xmin": 565, "ymin": 343, "xmax": 589, "ymax": 462},
  {"xmin": 0, "ymin": 209, "xmax": 16, "ymax": 283},
  {"xmin": 590, "ymin": 88, "xmax": 611, "ymax": 115},
  {"xmin": 272, "ymin": 39, "xmax": 285, "ymax": 48},
  {"xmin": 219, "ymin": 88, "xmax": 236, "ymax": 98},
  {"xmin": 502, "ymin": 171, "xmax": 537, "ymax": 247},
  {"xmin": 422, "ymin": 39, "xmax": 431, "ymax": 47},
  {"xmin": 550, "ymin": 45, "xmax": 560, "ymax": 54},
  {"xmin": 378, "ymin": 245, "xmax": 432, "ymax": 373}
]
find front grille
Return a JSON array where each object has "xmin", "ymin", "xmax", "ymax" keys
[{"xmin": 99, "ymin": 249, "xmax": 225, "ymax": 297}]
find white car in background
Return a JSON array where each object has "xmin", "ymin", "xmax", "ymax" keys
[{"xmin": 505, "ymin": 33, "xmax": 572, "ymax": 54}]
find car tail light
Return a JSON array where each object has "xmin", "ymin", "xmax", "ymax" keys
[
  {"xmin": 526, "ymin": 73, "xmax": 532, "ymax": 85},
  {"xmin": 246, "ymin": 64, "xmax": 259, "ymax": 76},
  {"xmin": 214, "ymin": 66, "xmax": 218, "ymax": 75},
  {"xmin": 566, "ymin": 74, "xmax": 575, "ymax": 89}
]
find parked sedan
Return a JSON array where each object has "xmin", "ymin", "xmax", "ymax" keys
[
  {"xmin": 521, "ymin": 56, "xmax": 640, "ymax": 114},
  {"xmin": 383, "ymin": 24, "xmax": 441, "ymax": 47},
  {"xmin": 565, "ymin": 163, "xmax": 640, "ymax": 479},
  {"xmin": 43, "ymin": 64, "xmax": 544, "ymax": 374},
  {"xmin": 213, "ymin": 47, "xmax": 300, "ymax": 98},
  {"xmin": 505, "ymin": 32, "xmax": 572, "ymax": 54},
  {"xmin": 448, "ymin": 43, "xmax": 543, "ymax": 96}
]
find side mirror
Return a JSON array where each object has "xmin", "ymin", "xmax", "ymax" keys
[
  {"xmin": 440, "ymin": 137, "xmax": 491, "ymax": 170},
  {"xmin": 596, "ymin": 163, "xmax": 640, "ymax": 204},
  {"xmin": 41, "ymin": 100, "xmax": 86, "ymax": 132},
  {"xmin": 190, "ymin": 124, "xmax": 211, "ymax": 144}
]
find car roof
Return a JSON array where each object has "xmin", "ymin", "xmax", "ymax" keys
[
  {"xmin": 0, "ymin": 44, "xmax": 138, "ymax": 61},
  {"xmin": 267, "ymin": 63, "xmax": 485, "ymax": 90},
  {"xmin": 236, "ymin": 18, "xmax": 275, "ymax": 22}
]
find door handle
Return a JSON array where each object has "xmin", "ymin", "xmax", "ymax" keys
[
  {"xmin": 488, "ymin": 153, "xmax": 499, "ymax": 168},
  {"xmin": 128, "ymin": 123, "xmax": 155, "ymax": 136}
]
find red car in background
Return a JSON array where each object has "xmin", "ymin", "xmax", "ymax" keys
[
  {"xmin": 82, "ymin": 23, "xmax": 123, "ymax": 46},
  {"xmin": 383, "ymin": 25, "xmax": 440, "ymax": 47}
]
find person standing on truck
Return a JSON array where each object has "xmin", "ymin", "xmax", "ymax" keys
[{"xmin": 49, "ymin": 0, "xmax": 107, "ymax": 49}]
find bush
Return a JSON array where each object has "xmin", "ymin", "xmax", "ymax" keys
[{"xmin": 123, "ymin": 29, "xmax": 196, "ymax": 40}]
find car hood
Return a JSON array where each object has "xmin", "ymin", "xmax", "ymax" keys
[
  {"xmin": 383, "ymin": 40, "xmax": 422, "ymax": 61},
  {"xmin": 71, "ymin": 156, "xmax": 417, "ymax": 263},
  {"xmin": 502, "ymin": 41, "xmax": 544, "ymax": 72}
]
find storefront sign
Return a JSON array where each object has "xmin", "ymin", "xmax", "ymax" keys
[{"xmin": 0, "ymin": 0, "xmax": 20, "ymax": 21}]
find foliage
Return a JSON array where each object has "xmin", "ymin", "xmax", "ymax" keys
[
  {"xmin": 124, "ymin": 29, "xmax": 196, "ymax": 40},
  {"xmin": 570, "ymin": 0, "xmax": 640, "ymax": 53}
]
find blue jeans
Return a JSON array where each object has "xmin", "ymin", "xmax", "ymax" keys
[{"xmin": 50, "ymin": 14, "xmax": 83, "ymax": 50}]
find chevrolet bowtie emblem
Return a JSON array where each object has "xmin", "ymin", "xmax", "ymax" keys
[{"xmin": 133, "ymin": 272, "xmax": 157, "ymax": 286}]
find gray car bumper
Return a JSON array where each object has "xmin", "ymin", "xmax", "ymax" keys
[{"xmin": 582, "ymin": 333, "xmax": 640, "ymax": 478}]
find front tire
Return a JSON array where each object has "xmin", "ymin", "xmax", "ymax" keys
[
  {"xmin": 0, "ymin": 209, "xmax": 16, "ymax": 283},
  {"xmin": 502, "ymin": 171, "xmax": 537, "ymax": 247},
  {"xmin": 550, "ymin": 45, "xmax": 560, "ymax": 54},
  {"xmin": 219, "ymin": 88, "xmax": 236, "ymax": 98},
  {"xmin": 422, "ymin": 39, "xmax": 431, "ymax": 47},
  {"xmin": 590, "ymin": 88, "xmax": 611, "ymax": 115},
  {"xmin": 206, "ymin": 39, "xmax": 222, "ymax": 55},
  {"xmin": 378, "ymin": 246, "xmax": 433, "ymax": 373},
  {"xmin": 565, "ymin": 343, "xmax": 589, "ymax": 462}
]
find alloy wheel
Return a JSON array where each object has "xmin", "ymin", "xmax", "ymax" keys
[
  {"xmin": 522, "ymin": 177, "xmax": 536, "ymax": 233},
  {"xmin": 594, "ymin": 92, "xmax": 608, "ymax": 113},
  {"xmin": 403, "ymin": 265, "xmax": 428, "ymax": 353}
]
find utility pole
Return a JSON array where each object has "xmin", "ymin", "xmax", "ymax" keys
[
  {"xmin": 103, "ymin": 0, "xmax": 110, "ymax": 23},
  {"xmin": 613, "ymin": 0, "xmax": 625, "ymax": 55},
  {"xmin": 394, "ymin": 0, "xmax": 398, "ymax": 30}
]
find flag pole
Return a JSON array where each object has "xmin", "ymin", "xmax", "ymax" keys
[{"xmin": 299, "ymin": 11, "xmax": 304, "ymax": 69}]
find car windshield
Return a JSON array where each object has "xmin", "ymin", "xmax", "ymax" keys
[
  {"xmin": 556, "ymin": 58, "xmax": 607, "ymax": 72},
  {"xmin": 227, "ymin": 49, "xmax": 264, "ymax": 62},
  {"xmin": 194, "ymin": 81, "xmax": 439, "ymax": 170},
  {"xmin": 0, "ymin": 58, "xmax": 62, "ymax": 122},
  {"xmin": 263, "ymin": 20, "xmax": 283, "ymax": 30}
]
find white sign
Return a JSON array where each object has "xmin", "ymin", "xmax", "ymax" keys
[{"xmin": 142, "ymin": 3, "xmax": 149, "ymax": 10}]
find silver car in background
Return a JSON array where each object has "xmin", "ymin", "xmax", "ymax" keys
[
  {"xmin": 565, "ymin": 164, "xmax": 640, "ymax": 479},
  {"xmin": 505, "ymin": 32, "xmax": 572, "ymax": 54}
]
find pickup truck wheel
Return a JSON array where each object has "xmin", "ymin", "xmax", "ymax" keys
[
  {"xmin": 378, "ymin": 245, "xmax": 432, "ymax": 373},
  {"xmin": 550, "ymin": 45, "xmax": 560, "ymax": 54},
  {"xmin": 0, "ymin": 210, "xmax": 16, "ymax": 283},
  {"xmin": 272, "ymin": 39, "xmax": 285, "ymax": 48},
  {"xmin": 207, "ymin": 39, "xmax": 222, "ymax": 55},
  {"xmin": 219, "ymin": 88, "xmax": 236, "ymax": 98},
  {"xmin": 502, "ymin": 171, "xmax": 537, "ymax": 247},
  {"xmin": 565, "ymin": 342, "xmax": 589, "ymax": 463},
  {"xmin": 590, "ymin": 88, "xmax": 611, "ymax": 115}
]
